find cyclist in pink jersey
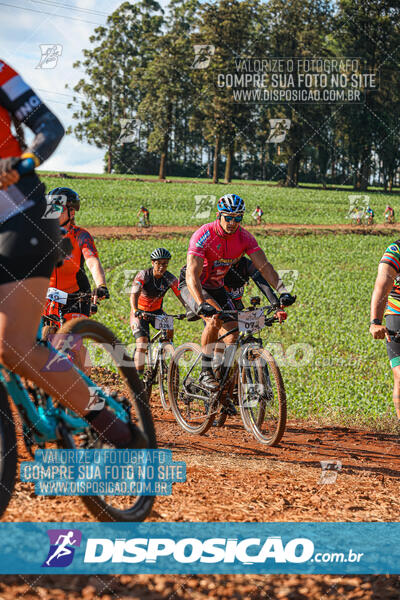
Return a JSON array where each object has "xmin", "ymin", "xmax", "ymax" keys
[{"xmin": 179, "ymin": 193, "xmax": 296, "ymax": 390}]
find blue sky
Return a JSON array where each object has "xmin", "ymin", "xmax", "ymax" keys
[{"xmin": 0, "ymin": 0, "xmax": 131, "ymax": 173}]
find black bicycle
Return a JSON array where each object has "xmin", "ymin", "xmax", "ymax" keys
[
  {"xmin": 137, "ymin": 312, "xmax": 186, "ymax": 409},
  {"xmin": 168, "ymin": 297, "xmax": 287, "ymax": 446}
]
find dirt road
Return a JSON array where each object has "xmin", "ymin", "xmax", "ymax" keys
[
  {"xmin": 1, "ymin": 401, "xmax": 400, "ymax": 597},
  {"xmin": 89, "ymin": 223, "xmax": 400, "ymax": 239}
]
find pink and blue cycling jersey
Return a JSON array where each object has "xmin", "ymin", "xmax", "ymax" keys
[{"xmin": 187, "ymin": 220, "xmax": 261, "ymax": 289}]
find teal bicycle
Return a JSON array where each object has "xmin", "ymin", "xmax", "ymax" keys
[{"xmin": 0, "ymin": 316, "xmax": 156, "ymax": 522}]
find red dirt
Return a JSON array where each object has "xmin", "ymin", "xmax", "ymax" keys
[
  {"xmin": 88, "ymin": 223, "xmax": 400, "ymax": 239},
  {"xmin": 1, "ymin": 398, "xmax": 400, "ymax": 597}
]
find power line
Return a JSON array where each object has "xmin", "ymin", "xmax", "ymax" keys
[
  {"xmin": 37, "ymin": 88, "xmax": 85, "ymax": 99},
  {"xmin": 29, "ymin": 0, "xmax": 109, "ymax": 17},
  {"xmin": 0, "ymin": 2, "xmax": 103, "ymax": 25},
  {"xmin": 42, "ymin": 98, "xmax": 79, "ymax": 106}
]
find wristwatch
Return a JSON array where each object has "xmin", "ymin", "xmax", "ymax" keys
[{"xmin": 370, "ymin": 319, "xmax": 382, "ymax": 325}]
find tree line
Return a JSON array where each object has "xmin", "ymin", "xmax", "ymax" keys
[{"xmin": 68, "ymin": 0, "xmax": 400, "ymax": 190}]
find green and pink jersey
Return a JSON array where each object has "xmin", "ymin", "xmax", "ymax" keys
[{"xmin": 380, "ymin": 241, "xmax": 400, "ymax": 315}]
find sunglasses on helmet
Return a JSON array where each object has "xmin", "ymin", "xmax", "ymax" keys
[{"xmin": 222, "ymin": 214, "xmax": 243, "ymax": 222}]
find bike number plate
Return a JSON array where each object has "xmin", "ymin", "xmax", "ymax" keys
[
  {"xmin": 46, "ymin": 287, "xmax": 68, "ymax": 305},
  {"xmin": 238, "ymin": 309, "xmax": 264, "ymax": 333},
  {"xmin": 154, "ymin": 315, "xmax": 174, "ymax": 330}
]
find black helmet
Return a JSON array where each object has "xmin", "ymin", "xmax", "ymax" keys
[
  {"xmin": 48, "ymin": 187, "xmax": 80, "ymax": 211},
  {"xmin": 150, "ymin": 247, "xmax": 171, "ymax": 260}
]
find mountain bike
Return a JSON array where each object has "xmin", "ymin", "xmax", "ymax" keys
[
  {"xmin": 168, "ymin": 297, "xmax": 287, "ymax": 446},
  {"xmin": 41, "ymin": 288, "xmax": 99, "ymax": 341},
  {"xmin": 137, "ymin": 312, "xmax": 186, "ymax": 409},
  {"xmin": 385, "ymin": 213, "xmax": 395, "ymax": 224},
  {"xmin": 0, "ymin": 316, "xmax": 156, "ymax": 522},
  {"xmin": 136, "ymin": 217, "xmax": 152, "ymax": 232}
]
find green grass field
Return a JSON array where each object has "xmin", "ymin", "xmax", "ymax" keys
[
  {"xmin": 39, "ymin": 171, "xmax": 400, "ymax": 429},
  {"xmin": 90, "ymin": 233, "xmax": 395, "ymax": 430},
  {"xmin": 41, "ymin": 174, "xmax": 400, "ymax": 227}
]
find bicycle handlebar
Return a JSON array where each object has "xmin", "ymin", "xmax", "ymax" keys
[
  {"xmin": 139, "ymin": 311, "xmax": 186, "ymax": 320},
  {"xmin": 212, "ymin": 305, "xmax": 284, "ymax": 328}
]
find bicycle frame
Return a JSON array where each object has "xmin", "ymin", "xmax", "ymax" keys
[
  {"xmin": 181, "ymin": 308, "xmax": 273, "ymax": 404},
  {"xmin": 0, "ymin": 318, "xmax": 128, "ymax": 446},
  {"xmin": 143, "ymin": 317, "xmax": 174, "ymax": 382}
]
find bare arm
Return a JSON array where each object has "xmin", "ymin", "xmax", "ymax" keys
[
  {"xmin": 177, "ymin": 295, "xmax": 188, "ymax": 309},
  {"xmin": 85, "ymin": 256, "xmax": 106, "ymax": 288},
  {"xmin": 186, "ymin": 254, "xmax": 206, "ymax": 306},
  {"xmin": 371, "ymin": 262, "xmax": 396, "ymax": 321},
  {"xmin": 249, "ymin": 249, "xmax": 288, "ymax": 293},
  {"xmin": 370, "ymin": 262, "xmax": 396, "ymax": 340},
  {"xmin": 130, "ymin": 286, "xmax": 141, "ymax": 313}
]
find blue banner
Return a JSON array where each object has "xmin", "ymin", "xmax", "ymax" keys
[{"xmin": 0, "ymin": 522, "xmax": 398, "ymax": 574}]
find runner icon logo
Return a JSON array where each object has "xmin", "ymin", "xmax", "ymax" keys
[{"xmin": 42, "ymin": 529, "xmax": 82, "ymax": 567}]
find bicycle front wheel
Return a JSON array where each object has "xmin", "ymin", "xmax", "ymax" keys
[
  {"xmin": 157, "ymin": 343, "xmax": 174, "ymax": 410},
  {"xmin": 168, "ymin": 343, "xmax": 215, "ymax": 434},
  {"xmin": 0, "ymin": 382, "xmax": 17, "ymax": 518},
  {"xmin": 239, "ymin": 346, "xmax": 286, "ymax": 446},
  {"xmin": 56, "ymin": 318, "xmax": 156, "ymax": 522}
]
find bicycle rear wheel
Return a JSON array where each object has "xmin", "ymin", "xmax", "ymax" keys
[
  {"xmin": 56, "ymin": 318, "xmax": 156, "ymax": 522},
  {"xmin": 157, "ymin": 343, "xmax": 174, "ymax": 410},
  {"xmin": 168, "ymin": 343, "xmax": 216, "ymax": 434},
  {"xmin": 0, "ymin": 382, "xmax": 17, "ymax": 518},
  {"xmin": 239, "ymin": 346, "xmax": 286, "ymax": 446}
]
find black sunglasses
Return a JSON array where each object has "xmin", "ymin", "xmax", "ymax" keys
[{"xmin": 222, "ymin": 214, "xmax": 243, "ymax": 222}]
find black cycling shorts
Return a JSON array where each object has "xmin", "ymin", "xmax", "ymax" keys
[
  {"xmin": 386, "ymin": 314, "xmax": 400, "ymax": 368},
  {"xmin": 0, "ymin": 199, "xmax": 60, "ymax": 285},
  {"xmin": 131, "ymin": 309, "xmax": 165, "ymax": 340},
  {"xmin": 180, "ymin": 284, "xmax": 236, "ymax": 323}
]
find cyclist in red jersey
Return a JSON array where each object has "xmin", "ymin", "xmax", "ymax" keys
[
  {"xmin": 137, "ymin": 205, "xmax": 150, "ymax": 226},
  {"xmin": 179, "ymin": 194, "xmax": 296, "ymax": 390},
  {"xmin": 0, "ymin": 60, "xmax": 144, "ymax": 449},
  {"xmin": 130, "ymin": 247, "xmax": 185, "ymax": 374},
  {"xmin": 43, "ymin": 187, "xmax": 109, "ymax": 324}
]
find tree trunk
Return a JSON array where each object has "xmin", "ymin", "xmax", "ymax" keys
[
  {"xmin": 213, "ymin": 134, "xmax": 220, "ymax": 184},
  {"xmin": 261, "ymin": 142, "xmax": 266, "ymax": 181},
  {"xmin": 224, "ymin": 141, "xmax": 234, "ymax": 183},
  {"xmin": 285, "ymin": 154, "xmax": 298, "ymax": 187},
  {"xmin": 359, "ymin": 158, "xmax": 370, "ymax": 191},
  {"xmin": 158, "ymin": 103, "xmax": 173, "ymax": 180},
  {"xmin": 207, "ymin": 145, "xmax": 213, "ymax": 178},
  {"xmin": 107, "ymin": 151, "xmax": 112, "ymax": 174},
  {"xmin": 159, "ymin": 147, "xmax": 167, "ymax": 179}
]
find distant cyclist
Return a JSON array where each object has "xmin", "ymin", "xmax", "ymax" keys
[
  {"xmin": 0, "ymin": 59, "xmax": 144, "ymax": 449},
  {"xmin": 385, "ymin": 205, "xmax": 395, "ymax": 224},
  {"xmin": 130, "ymin": 248, "xmax": 186, "ymax": 375},
  {"xmin": 366, "ymin": 206, "xmax": 374, "ymax": 225},
  {"xmin": 370, "ymin": 240, "xmax": 400, "ymax": 426},
  {"xmin": 179, "ymin": 194, "xmax": 296, "ymax": 390},
  {"xmin": 43, "ymin": 187, "xmax": 109, "ymax": 327},
  {"xmin": 252, "ymin": 205, "xmax": 264, "ymax": 225},
  {"xmin": 137, "ymin": 205, "xmax": 150, "ymax": 227}
]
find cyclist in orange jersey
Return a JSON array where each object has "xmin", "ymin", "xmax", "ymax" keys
[{"xmin": 43, "ymin": 187, "xmax": 109, "ymax": 324}]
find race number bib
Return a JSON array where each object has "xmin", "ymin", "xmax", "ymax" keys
[
  {"xmin": 46, "ymin": 287, "xmax": 68, "ymax": 305},
  {"xmin": 154, "ymin": 315, "xmax": 174, "ymax": 330},
  {"xmin": 238, "ymin": 309, "xmax": 264, "ymax": 333}
]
